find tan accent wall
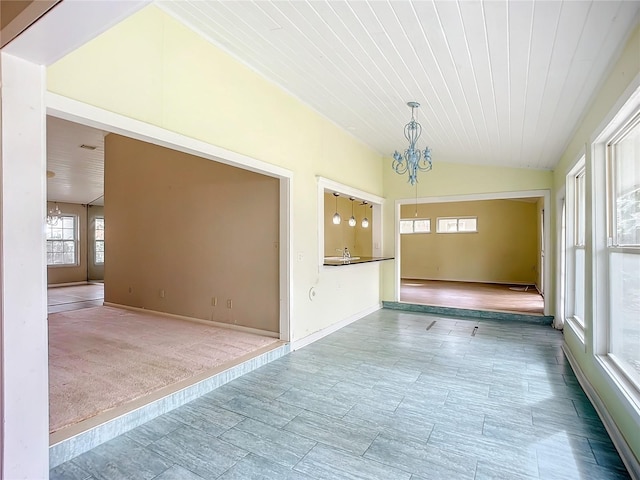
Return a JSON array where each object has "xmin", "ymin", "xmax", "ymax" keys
[
  {"xmin": 323, "ymin": 193, "xmax": 372, "ymax": 257},
  {"xmin": 400, "ymin": 199, "xmax": 538, "ymax": 284},
  {"xmin": 87, "ymin": 205, "xmax": 104, "ymax": 281},
  {"xmin": 47, "ymin": 202, "xmax": 88, "ymax": 285},
  {"xmin": 104, "ymin": 134, "xmax": 280, "ymax": 333}
]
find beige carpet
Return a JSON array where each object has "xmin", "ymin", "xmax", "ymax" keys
[{"xmin": 48, "ymin": 306, "xmax": 279, "ymax": 433}]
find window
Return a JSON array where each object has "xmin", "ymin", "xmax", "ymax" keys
[
  {"xmin": 567, "ymin": 163, "xmax": 586, "ymax": 330},
  {"xmin": 46, "ymin": 215, "xmax": 78, "ymax": 266},
  {"xmin": 95, "ymin": 217, "xmax": 105, "ymax": 264},
  {"xmin": 607, "ymin": 112, "xmax": 640, "ymax": 386},
  {"xmin": 400, "ymin": 218, "xmax": 430, "ymax": 234},
  {"xmin": 436, "ymin": 217, "xmax": 477, "ymax": 233}
]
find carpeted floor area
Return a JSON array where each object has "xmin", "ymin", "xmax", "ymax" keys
[{"xmin": 48, "ymin": 306, "xmax": 279, "ymax": 434}]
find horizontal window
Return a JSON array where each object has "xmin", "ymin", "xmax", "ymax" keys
[
  {"xmin": 400, "ymin": 218, "xmax": 430, "ymax": 234},
  {"xmin": 436, "ymin": 217, "xmax": 477, "ymax": 233}
]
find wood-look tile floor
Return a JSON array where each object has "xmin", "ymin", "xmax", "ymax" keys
[
  {"xmin": 48, "ymin": 283, "xmax": 104, "ymax": 314},
  {"xmin": 401, "ymin": 279, "xmax": 544, "ymax": 315},
  {"xmin": 50, "ymin": 309, "xmax": 630, "ymax": 480}
]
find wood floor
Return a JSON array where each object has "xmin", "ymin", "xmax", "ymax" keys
[
  {"xmin": 400, "ymin": 279, "xmax": 544, "ymax": 315},
  {"xmin": 48, "ymin": 283, "xmax": 104, "ymax": 313}
]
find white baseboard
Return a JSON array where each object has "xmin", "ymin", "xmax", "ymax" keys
[
  {"xmin": 291, "ymin": 303, "xmax": 381, "ymax": 351},
  {"xmin": 102, "ymin": 302, "xmax": 280, "ymax": 338},
  {"xmin": 562, "ymin": 344, "xmax": 640, "ymax": 480}
]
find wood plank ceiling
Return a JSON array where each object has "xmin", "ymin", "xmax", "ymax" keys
[
  {"xmin": 157, "ymin": 0, "xmax": 640, "ymax": 170},
  {"xmin": 47, "ymin": 0, "xmax": 640, "ymax": 203}
]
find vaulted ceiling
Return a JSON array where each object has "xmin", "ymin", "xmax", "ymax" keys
[
  {"xmin": 46, "ymin": 1, "xmax": 640, "ymax": 203},
  {"xmin": 157, "ymin": 0, "xmax": 640, "ymax": 170}
]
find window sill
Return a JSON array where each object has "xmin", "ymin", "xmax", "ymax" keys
[
  {"xmin": 595, "ymin": 354, "xmax": 640, "ymax": 421},
  {"xmin": 565, "ymin": 316, "xmax": 586, "ymax": 346}
]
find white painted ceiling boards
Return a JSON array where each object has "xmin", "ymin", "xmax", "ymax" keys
[
  {"xmin": 157, "ymin": 0, "xmax": 639, "ymax": 170},
  {"xmin": 47, "ymin": 1, "xmax": 640, "ymax": 202}
]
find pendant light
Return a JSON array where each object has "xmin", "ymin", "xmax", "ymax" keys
[
  {"xmin": 332, "ymin": 193, "xmax": 341, "ymax": 225},
  {"xmin": 361, "ymin": 202, "xmax": 369, "ymax": 228},
  {"xmin": 348, "ymin": 197, "xmax": 356, "ymax": 227}
]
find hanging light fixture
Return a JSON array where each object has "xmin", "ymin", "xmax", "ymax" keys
[
  {"xmin": 46, "ymin": 202, "xmax": 61, "ymax": 226},
  {"xmin": 361, "ymin": 202, "xmax": 369, "ymax": 228},
  {"xmin": 348, "ymin": 198, "xmax": 356, "ymax": 227},
  {"xmin": 392, "ymin": 101, "xmax": 432, "ymax": 185},
  {"xmin": 332, "ymin": 193, "xmax": 341, "ymax": 225}
]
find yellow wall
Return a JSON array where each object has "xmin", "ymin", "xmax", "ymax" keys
[
  {"xmin": 382, "ymin": 162, "xmax": 553, "ymax": 300},
  {"xmin": 400, "ymin": 200, "xmax": 538, "ymax": 285},
  {"xmin": 552, "ymin": 24, "xmax": 640, "ymax": 460},
  {"xmin": 105, "ymin": 134, "xmax": 280, "ymax": 332},
  {"xmin": 47, "ymin": 5, "xmax": 384, "ymax": 341},
  {"xmin": 323, "ymin": 193, "xmax": 373, "ymax": 257}
]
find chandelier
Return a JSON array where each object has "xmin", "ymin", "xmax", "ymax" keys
[
  {"xmin": 46, "ymin": 202, "xmax": 61, "ymax": 226},
  {"xmin": 392, "ymin": 101, "xmax": 432, "ymax": 185}
]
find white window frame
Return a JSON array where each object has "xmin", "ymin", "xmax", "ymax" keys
[
  {"xmin": 94, "ymin": 216, "xmax": 105, "ymax": 265},
  {"xmin": 604, "ymin": 110, "xmax": 640, "ymax": 392},
  {"xmin": 436, "ymin": 216, "xmax": 478, "ymax": 233},
  {"xmin": 400, "ymin": 218, "xmax": 431, "ymax": 234},
  {"xmin": 46, "ymin": 214, "xmax": 79, "ymax": 267},
  {"xmin": 565, "ymin": 158, "xmax": 587, "ymax": 340},
  {"xmin": 591, "ymin": 83, "xmax": 640, "ymax": 420}
]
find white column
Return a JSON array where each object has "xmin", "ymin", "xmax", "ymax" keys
[{"xmin": 0, "ymin": 52, "xmax": 49, "ymax": 479}]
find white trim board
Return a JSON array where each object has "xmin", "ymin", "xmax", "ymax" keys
[
  {"xmin": 291, "ymin": 303, "xmax": 381, "ymax": 351},
  {"xmin": 45, "ymin": 92, "xmax": 293, "ymax": 343},
  {"xmin": 562, "ymin": 344, "xmax": 640, "ymax": 480},
  {"xmin": 394, "ymin": 189, "xmax": 552, "ymax": 317}
]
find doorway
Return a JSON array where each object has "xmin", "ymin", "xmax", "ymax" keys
[{"xmin": 395, "ymin": 190, "xmax": 551, "ymax": 316}]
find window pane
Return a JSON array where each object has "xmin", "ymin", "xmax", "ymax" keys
[
  {"xmin": 96, "ymin": 252, "xmax": 104, "ymax": 264},
  {"xmin": 576, "ymin": 170, "xmax": 586, "ymax": 246},
  {"xmin": 62, "ymin": 228, "xmax": 74, "ymax": 240},
  {"xmin": 609, "ymin": 251, "xmax": 640, "ymax": 385},
  {"xmin": 438, "ymin": 218, "xmax": 458, "ymax": 232},
  {"xmin": 62, "ymin": 216, "xmax": 74, "ymax": 229},
  {"xmin": 400, "ymin": 220, "xmax": 414, "ymax": 234},
  {"xmin": 96, "ymin": 241, "xmax": 104, "ymax": 252},
  {"xmin": 459, "ymin": 218, "xmax": 477, "ymax": 232},
  {"xmin": 612, "ymin": 121, "xmax": 640, "ymax": 246},
  {"xmin": 414, "ymin": 219, "xmax": 430, "ymax": 233},
  {"xmin": 574, "ymin": 248, "xmax": 585, "ymax": 327}
]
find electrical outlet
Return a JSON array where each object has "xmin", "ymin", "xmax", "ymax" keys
[
  {"xmin": 212, "ymin": 297, "xmax": 217, "ymax": 307},
  {"xmin": 159, "ymin": 289, "xmax": 165, "ymax": 298},
  {"xmin": 227, "ymin": 299, "xmax": 233, "ymax": 309},
  {"xmin": 128, "ymin": 286, "xmax": 132, "ymax": 294}
]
